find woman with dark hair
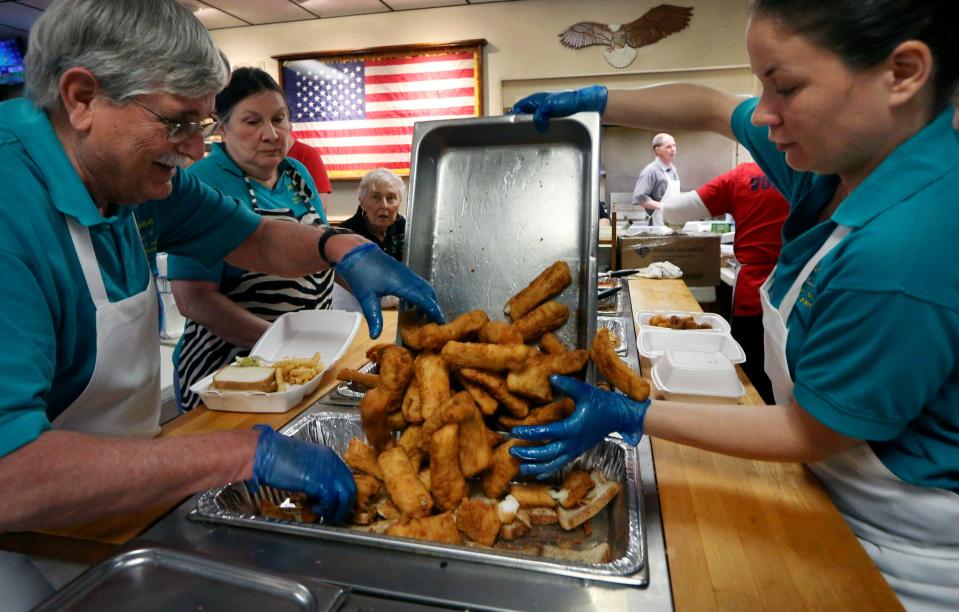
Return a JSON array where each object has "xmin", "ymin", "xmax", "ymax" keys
[
  {"xmin": 510, "ymin": 1, "xmax": 959, "ymax": 608},
  {"xmin": 169, "ymin": 67, "xmax": 333, "ymax": 411}
]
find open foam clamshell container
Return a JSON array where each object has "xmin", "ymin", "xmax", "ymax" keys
[
  {"xmin": 190, "ymin": 310, "xmax": 361, "ymax": 413},
  {"xmin": 401, "ymin": 111, "xmax": 602, "ymax": 355}
]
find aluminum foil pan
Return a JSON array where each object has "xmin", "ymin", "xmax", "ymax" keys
[
  {"xmin": 598, "ymin": 317, "xmax": 628, "ymax": 354},
  {"xmin": 193, "ymin": 409, "xmax": 646, "ymax": 586}
]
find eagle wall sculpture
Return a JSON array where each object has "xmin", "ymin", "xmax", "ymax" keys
[{"xmin": 559, "ymin": 4, "xmax": 694, "ymax": 68}]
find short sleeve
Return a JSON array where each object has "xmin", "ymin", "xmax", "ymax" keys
[
  {"xmin": 153, "ymin": 170, "xmax": 261, "ymax": 268},
  {"xmin": 167, "ymin": 253, "xmax": 225, "ymax": 282},
  {"xmin": 696, "ymin": 172, "xmax": 734, "ymax": 217},
  {"xmin": 0, "ymin": 250, "xmax": 54, "ymax": 456},
  {"xmin": 792, "ymin": 288, "xmax": 957, "ymax": 441},
  {"xmin": 632, "ymin": 168, "xmax": 655, "ymax": 204}
]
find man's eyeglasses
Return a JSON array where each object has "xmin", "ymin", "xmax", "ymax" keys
[{"xmin": 130, "ymin": 98, "xmax": 218, "ymax": 144}]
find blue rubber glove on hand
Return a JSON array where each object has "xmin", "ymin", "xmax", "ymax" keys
[
  {"xmin": 509, "ymin": 374, "xmax": 649, "ymax": 477},
  {"xmin": 511, "ymin": 85, "xmax": 608, "ymax": 132},
  {"xmin": 250, "ymin": 425, "xmax": 356, "ymax": 524},
  {"xmin": 334, "ymin": 242, "xmax": 445, "ymax": 338}
]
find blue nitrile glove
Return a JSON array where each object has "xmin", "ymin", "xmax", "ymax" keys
[
  {"xmin": 510, "ymin": 85, "xmax": 608, "ymax": 132},
  {"xmin": 250, "ymin": 425, "xmax": 356, "ymax": 524},
  {"xmin": 334, "ymin": 242, "xmax": 445, "ymax": 338},
  {"xmin": 510, "ymin": 374, "xmax": 649, "ymax": 477}
]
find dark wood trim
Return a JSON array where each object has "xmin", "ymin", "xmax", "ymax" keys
[{"xmin": 272, "ymin": 38, "xmax": 487, "ymax": 64}]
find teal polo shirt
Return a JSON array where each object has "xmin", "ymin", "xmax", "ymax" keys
[
  {"xmin": 167, "ymin": 142, "xmax": 327, "ymax": 283},
  {"xmin": 732, "ymin": 98, "xmax": 959, "ymax": 491},
  {"xmin": 0, "ymin": 98, "xmax": 262, "ymax": 457}
]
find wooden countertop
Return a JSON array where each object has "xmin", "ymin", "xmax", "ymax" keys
[
  {"xmin": 630, "ymin": 278, "xmax": 900, "ymax": 611},
  {"xmin": 8, "ymin": 289, "xmax": 901, "ymax": 610}
]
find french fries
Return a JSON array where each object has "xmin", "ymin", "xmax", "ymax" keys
[{"xmin": 274, "ymin": 352, "xmax": 324, "ymax": 386}]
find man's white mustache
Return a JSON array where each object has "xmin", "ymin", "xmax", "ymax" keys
[{"xmin": 156, "ymin": 152, "xmax": 191, "ymax": 168}]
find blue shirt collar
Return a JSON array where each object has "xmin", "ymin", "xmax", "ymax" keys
[
  {"xmin": 0, "ymin": 98, "xmax": 133, "ymax": 226},
  {"xmin": 832, "ymin": 109, "xmax": 958, "ymax": 228}
]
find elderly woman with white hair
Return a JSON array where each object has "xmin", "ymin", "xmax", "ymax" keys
[
  {"xmin": 0, "ymin": 0, "xmax": 442, "ymax": 604},
  {"xmin": 340, "ymin": 168, "xmax": 407, "ymax": 262}
]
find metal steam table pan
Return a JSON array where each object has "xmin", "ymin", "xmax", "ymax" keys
[
  {"xmin": 402, "ymin": 112, "xmax": 602, "ymax": 353},
  {"xmin": 192, "ymin": 409, "xmax": 647, "ymax": 587}
]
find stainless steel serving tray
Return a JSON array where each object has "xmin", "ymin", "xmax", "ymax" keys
[
  {"xmin": 192, "ymin": 409, "xmax": 647, "ymax": 587},
  {"xmin": 403, "ymin": 112, "xmax": 601, "ymax": 354},
  {"xmin": 34, "ymin": 545, "xmax": 345, "ymax": 612}
]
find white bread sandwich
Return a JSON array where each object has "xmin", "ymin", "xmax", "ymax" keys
[
  {"xmin": 212, "ymin": 365, "xmax": 278, "ymax": 392},
  {"xmin": 557, "ymin": 470, "xmax": 621, "ymax": 531}
]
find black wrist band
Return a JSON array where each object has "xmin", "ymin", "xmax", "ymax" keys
[{"xmin": 317, "ymin": 226, "xmax": 356, "ymax": 265}]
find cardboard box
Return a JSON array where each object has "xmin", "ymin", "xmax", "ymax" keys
[{"xmin": 618, "ymin": 233, "xmax": 721, "ymax": 286}]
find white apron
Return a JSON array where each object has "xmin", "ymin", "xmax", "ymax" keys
[
  {"xmin": 651, "ymin": 177, "xmax": 679, "ymax": 227},
  {"xmin": 52, "ymin": 217, "xmax": 161, "ymax": 436},
  {"xmin": 760, "ymin": 224, "xmax": 959, "ymax": 611},
  {"xmin": 0, "ymin": 217, "xmax": 163, "ymax": 611}
]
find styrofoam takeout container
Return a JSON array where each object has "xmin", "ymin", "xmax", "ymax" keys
[
  {"xmin": 635, "ymin": 310, "xmax": 731, "ymax": 333},
  {"xmin": 638, "ymin": 327, "xmax": 745, "ymax": 363},
  {"xmin": 651, "ymin": 349, "xmax": 744, "ymax": 403},
  {"xmin": 191, "ymin": 310, "xmax": 361, "ymax": 413}
]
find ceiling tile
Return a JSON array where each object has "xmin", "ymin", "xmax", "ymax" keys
[
  {"xmin": 0, "ymin": 23, "xmax": 23, "ymax": 39},
  {"xmin": 0, "ymin": 2, "xmax": 41, "ymax": 32},
  {"xmin": 383, "ymin": 0, "xmax": 465, "ymax": 9},
  {"xmin": 190, "ymin": 6, "xmax": 248, "ymax": 28},
  {"xmin": 295, "ymin": 0, "xmax": 388, "ymax": 19},
  {"xmin": 17, "ymin": 0, "xmax": 55, "ymax": 10},
  {"xmin": 197, "ymin": 0, "xmax": 314, "ymax": 24}
]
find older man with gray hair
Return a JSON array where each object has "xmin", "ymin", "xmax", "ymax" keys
[
  {"xmin": 0, "ymin": 0, "xmax": 443, "ymax": 605},
  {"xmin": 631, "ymin": 132, "xmax": 680, "ymax": 225}
]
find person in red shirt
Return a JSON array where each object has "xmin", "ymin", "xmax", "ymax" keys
[
  {"xmin": 663, "ymin": 162, "xmax": 789, "ymax": 403},
  {"xmin": 287, "ymin": 138, "xmax": 332, "ymax": 194}
]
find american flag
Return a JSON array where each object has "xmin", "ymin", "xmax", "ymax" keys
[{"xmin": 282, "ymin": 50, "xmax": 480, "ymax": 178}]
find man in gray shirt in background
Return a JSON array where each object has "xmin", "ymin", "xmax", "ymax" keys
[{"xmin": 632, "ymin": 133, "xmax": 680, "ymax": 224}]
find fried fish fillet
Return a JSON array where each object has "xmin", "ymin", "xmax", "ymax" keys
[
  {"xmin": 510, "ymin": 483, "xmax": 556, "ymax": 508},
  {"xmin": 418, "ymin": 391, "xmax": 475, "ymax": 450},
  {"xmin": 401, "ymin": 377, "xmax": 423, "ymax": 423},
  {"xmin": 345, "ymin": 437, "xmax": 383, "ymax": 479},
  {"xmin": 454, "ymin": 498, "xmax": 500, "ymax": 547},
  {"xmin": 402, "ymin": 310, "xmax": 489, "ymax": 351},
  {"xmin": 430, "ymin": 424, "xmax": 468, "ymax": 512},
  {"xmin": 360, "ymin": 387, "xmax": 395, "ymax": 454},
  {"xmin": 457, "ymin": 399, "xmax": 493, "ymax": 477},
  {"xmin": 397, "ymin": 425, "xmax": 425, "ymax": 472},
  {"xmin": 506, "ymin": 349, "xmax": 590, "ymax": 402},
  {"xmin": 591, "ymin": 328, "xmax": 650, "ymax": 401},
  {"xmin": 414, "ymin": 352, "xmax": 451, "ymax": 421},
  {"xmin": 497, "ymin": 397, "xmax": 575, "ymax": 429},
  {"xmin": 377, "ymin": 447, "xmax": 433, "ymax": 518},
  {"xmin": 386, "ymin": 512, "xmax": 462, "ymax": 545},
  {"xmin": 373, "ymin": 345, "xmax": 414, "ymax": 397},
  {"xmin": 336, "ymin": 368, "xmax": 380, "ymax": 389},
  {"xmin": 538, "ymin": 332, "xmax": 569, "ymax": 355},
  {"xmin": 513, "ymin": 301, "xmax": 569, "ymax": 342},
  {"xmin": 478, "ymin": 320, "xmax": 524, "ymax": 345},
  {"xmin": 505, "ymin": 260, "xmax": 572, "ymax": 321},
  {"xmin": 440, "ymin": 341, "xmax": 535, "ymax": 371},
  {"xmin": 481, "ymin": 439, "xmax": 524, "ymax": 498},
  {"xmin": 458, "ymin": 368, "xmax": 529, "ymax": 418},
  {"xmin": 354, "ymin": 474, "xmax": 382, "ymax": 512},
  {"xmin": 558, "ymin": 470, "xmax": 595, "ymax": 509},
  {"xmin": 459, "ymin": 377, "xmax": 499, "ymax": 416}
]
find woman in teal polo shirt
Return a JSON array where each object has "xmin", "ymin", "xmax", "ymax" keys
[
  {"xmin": 508, "ymin": 0, "xmax": 959, "ymax": 608},
  {"xmin": 169, "ymin": 68, "xmax": 334, "ymax": 411}
]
